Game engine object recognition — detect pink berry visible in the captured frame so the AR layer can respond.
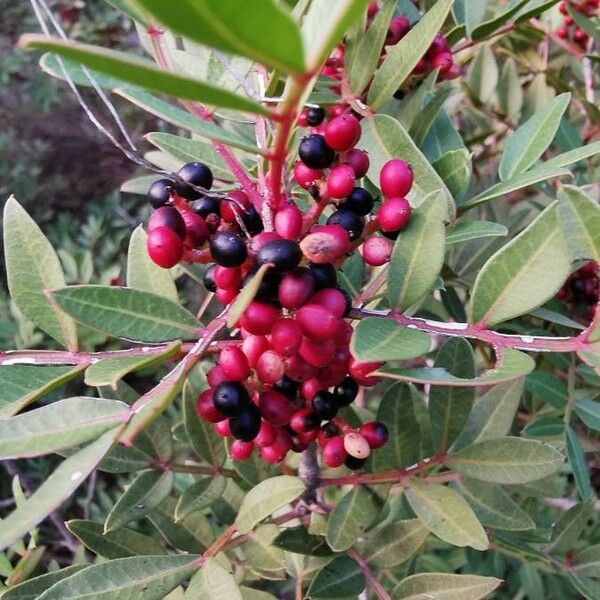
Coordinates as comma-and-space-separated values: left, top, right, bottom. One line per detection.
279, 268, 315, 310
207, 365, 226, 388
240, 302, 280, 335
326, 165, 357, 199
299, 337, 336, 368
310, 288, 348, 318
274, 204, 303, 240
431, 51, 453, 73
380, 159, 414, 198
344, 431, 371, 459
256, 350, 286, 384
255, 420, 277, 448
297, 304, 341, 341
293, 162, 324, 189
363, 236, 393, 266
386, 15, 410, 45
214, 419, 231, 437
324, 114, 362, 152
300, 224, 350, 264
378, 197, 412, 232
231, 439, 254, 460
270, 318, 303, 356
344, 149, 370, 178
258, 390, 294, 426
219, 345, 250, 381
147, 226, 183, 269
322, 436, 347, 468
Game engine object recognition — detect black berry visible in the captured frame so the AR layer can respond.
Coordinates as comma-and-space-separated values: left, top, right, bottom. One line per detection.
309, 262, 337, 290
242, 206, 264, 235
298, 134, 335, 169
326, 210, 364, 241
333, 376, 359, 407
312, 391, 338, 420
257, 240, 302, 272
229, 404, 261, 441
345, 455, 367, 470
307, 106, 326, 126
148, 178, 174, 208
338, 187, 375, 216
194, 195, 221, 218
203, 264, 217, 293
213, 381, 250, 417
176, 162, 213, 200
210, 231, 248, 267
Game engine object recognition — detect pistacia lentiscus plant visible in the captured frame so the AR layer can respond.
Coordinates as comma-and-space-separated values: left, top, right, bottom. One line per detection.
1, 0, 600, 598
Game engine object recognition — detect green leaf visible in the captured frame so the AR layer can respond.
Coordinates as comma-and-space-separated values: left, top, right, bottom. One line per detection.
2, 566, 86, 600
392, 573, 502, 600
462, 164, 571, 209
272, 527, 333, 557
307, 556, 365, 599
105, 469, 174, 532
545, 140, 600, 168
242, 524, 285, 574
378, 349, 534, 387
127, 226, 178, 302
3, 196, 77, 349
432, 149, 472, 198
350, 318, 431, 362
547, 500, 594, 554
0, 397, 128, 459
566, 426, 593, 501
185, 558, 242, 600
132, 0, 304, 75
405, 480, 489, 550
499, 93, 571, 180
363, 519, 429, 568
368, 0, 454, 110
455, 477, 535, 531
470, 0, 539, 40
176, 475, 227, 521
448, 437, 564, 483
525, 372, 568, 409
240, 589, 277, 600
446, 220, 508, 246
52, 286, 200, 343
361, 115, 454, 216
227, 264, 271, 328
467, 45, 498, 103
325, 486, 378, 551
0, 364, 84, 419
558, 185, 600, 263
429, 338, 476, 452
453, 0, 488, 35
498, 57, 523, 121
235, 476, 305, 534
388, 191, 448, 310
347, 0, 395, 95
373, 383, 420, 471
302, 0, 370, 71
468, 203, 571, 326
575, 398, 600, 431
567, 4, 600, 41
183, 367, 226, 466
85, 342, 180, 388
454, 379, 524, 450
67, 519, 165, 558
567, 573, 600, 600
409, 88, 453, 148
338, 251, 364, 298
574, 544, 600, 576
37, 555, 199, 600
20, 35, 268, 115
0, 428, 119, 551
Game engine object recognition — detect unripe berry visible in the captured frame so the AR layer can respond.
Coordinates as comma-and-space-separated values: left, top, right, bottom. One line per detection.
344, 149, 370, 179
255, 420, 277, 448
274, 204, 303, 240
147, 226, 183, 268
431, 51, 453, 73
215, 266, 241, 290
359, 421, 389, 449
213, 381, 250, 417
210, 231, 247, 267
216, 287, 237, 305
298, 134, 336, 169
231, 439, 254, 461
181, 211, 209, 248
344, 431, 371, 459
386, 15, 410, 45
289, 408, 321, 433
426, 33, 450, 59
322, 436, 347, 468
256, 239, 302, 272
363, 236, 393, 266
326, 209, 364, 241
279, 268, 315, 310
380, 159, 414, 197
293, 161, 324, 189
367, 1, 379, 18
557, 25, 569, 38
148, 206, 186, 239
148, 178, 174, 208
413, 58, 428, 75
207, 365, 226, 388
260, 429, 292, 464
378, 197, 412, 232
438, 63, 462, 81
326, 165, 357, 199
349, 357, 383, 387
196, 389, 225, 423
270, 318, 303, 356
258, 390, 294, 426
219, 345, 250, 381
297, 304, 341, 340
312, 390, 338, 420
324, 114, 362, 152
300, 225, 350, 264
256, 349, 286, 384
214, 419, 231, 437
220, 190, 250, 223
229, 404, 262, 441
311, 288, 350, 318
317, 421, 342, 448
285, 353, 319, 382
302, 378, 322, 402
240, 302, 280, 335
300, 337, 336, 368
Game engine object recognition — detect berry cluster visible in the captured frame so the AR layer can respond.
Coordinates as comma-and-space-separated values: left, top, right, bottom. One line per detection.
556, 0, 598, 46
557, 261, 599, 324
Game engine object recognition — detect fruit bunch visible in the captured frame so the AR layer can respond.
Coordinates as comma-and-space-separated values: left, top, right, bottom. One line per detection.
556, 0, 598, 46
557, 261, 599, 324
142, 108, 418, 469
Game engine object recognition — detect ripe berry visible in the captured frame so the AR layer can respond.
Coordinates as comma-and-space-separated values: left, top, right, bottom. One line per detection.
243, 267, 281, 304
431, 51, 453, 73
219, 345, 250, 381
176, 162, 213, 200
274, 204, 303, 240
338, 187, 374, 216
297, 304, 341, 341
290, 408, 321, 433
209, 231, 248, 267
322, 436, 347, 468
298, 134, 336, 169
257, 239, 302, 272
326, 210, 364, 241
386, 15, 410, 45
299, 337, 336, 368
378, 197, 412, 232
273, 375, 300, 399
359, 421, 389, 449
345, 455, 367, 470
309, 262, 337, 290
344, 149, 370, 178
196, 389, 225, 423
380, 159, 413, 197
213, 381, 250, 417
279, 268, 316, 310
259, 390, 294, 426
148, 178, 174, 208
256, 350, 286, 384
333, 376, 359, 407
148, 207, 186, 239
363, 236, 393, 266
312, 391, 338, 420
241, 206, 264, 235
231, 439, 254, 461
240, 302, 280, 335
326, 165, 356, 199
270, 318, 303, 356
293, 162, 324, 189
181, 211, 209, 248
194, 195, 221, 219
147, 226, 183, 268
255, 420, 277, 447
324, 114, 361, 152
229, 404, 262, 441
307, 106, 326, 126
300, 225, 350, 264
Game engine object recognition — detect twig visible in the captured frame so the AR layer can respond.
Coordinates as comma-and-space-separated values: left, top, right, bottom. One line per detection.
82, 469, 96, 520
348, 548, 392, 600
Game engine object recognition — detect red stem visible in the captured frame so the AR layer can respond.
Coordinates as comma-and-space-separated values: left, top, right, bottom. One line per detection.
348, 549, 392, 600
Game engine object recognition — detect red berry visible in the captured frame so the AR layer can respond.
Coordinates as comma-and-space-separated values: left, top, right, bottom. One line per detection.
285, 353, 319, 382
367, 1, 379, 18
363, 236, 393, 266
196, 389, 225, 423
181, 210, 209, 248
290, 407, 320, 433
302, 378, 322, 402
293, 161, 324, 189
274, 204, 303, 240
216, 287, 237, 305
221, 190, 250, 223
147, 226, 183, 269
431, 51, 453, 73
349, 357, 383, 387
240, 302, 280, 335
559, 1, 568, 14
214, 419, 231, 437
426, 33, 450, 58
322, 436, 347, 468
207, 365, 226, 388
299, 337, 336, 368
378, 197, 412, 232
297, 304, 341, 340
219, 345, 250, 381
255, 420, 277, 448
256, 350, 286, 384
438, 63, 462, 81
380, 159, 414, 197
359, 421, 389, 449
574, 28, 589, 43
386, 15, 410, 45
326, 165, 357, 199
270, 318, 303, 356
300, 225, 350, 264
231, 439, 254, 460
297, 109, 309, 127
412, 58, 428, 75
148, 206, 186, 239
310, 288, 349, 318
279, 268, 316, 310
258, 390, 294, 426
324, 114, 362, 152
344, 149, 370, 178
330, 104, 347, 118
215, 266, 241, 290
